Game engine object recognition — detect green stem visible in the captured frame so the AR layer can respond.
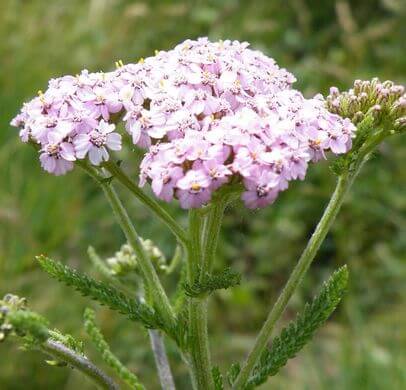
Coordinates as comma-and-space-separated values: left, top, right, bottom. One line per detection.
148, 330, 176, 390
189, 299, 213, 390
187, 209, 214, 390
103, 160, 189, 245
200, 201, 226, 281
166, 245, 183, 275
187, 210, 204, 280
42, 339, 119, 390
233, 168, 362, 389
87, 248, 174, 390
80, 163, 176, 330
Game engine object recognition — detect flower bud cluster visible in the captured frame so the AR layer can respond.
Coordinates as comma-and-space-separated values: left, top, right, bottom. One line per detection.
11, 38, 354, 208
106, 240, 166, 276
326, 78, 405, 131
0, 294, 27, 342
106, 244, 138, 276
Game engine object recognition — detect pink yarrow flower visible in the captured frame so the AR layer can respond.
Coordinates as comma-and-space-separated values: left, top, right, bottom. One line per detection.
39, 131, 75, 175
11, 37, 355, 208
177, 170, 212, 209
74, 120, 122, 165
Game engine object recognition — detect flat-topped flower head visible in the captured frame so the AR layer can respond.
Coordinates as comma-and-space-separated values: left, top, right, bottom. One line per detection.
11, 37, 355, 208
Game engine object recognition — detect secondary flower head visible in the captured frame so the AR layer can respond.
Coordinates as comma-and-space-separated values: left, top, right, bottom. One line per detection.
326, 78, 405, 131
11, 37, 355, 208
325, 78, 405, 176
0, 294, 28, 342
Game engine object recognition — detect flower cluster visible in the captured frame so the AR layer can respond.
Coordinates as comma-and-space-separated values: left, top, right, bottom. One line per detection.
11, 38, 355, 208
0, 294, 27, 342
326, 78, 405, 131
106, 240, 166, 276
10, 70, 124, 175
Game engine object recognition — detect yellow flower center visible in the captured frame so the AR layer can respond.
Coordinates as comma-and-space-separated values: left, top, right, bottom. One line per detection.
191, 183, 201, 191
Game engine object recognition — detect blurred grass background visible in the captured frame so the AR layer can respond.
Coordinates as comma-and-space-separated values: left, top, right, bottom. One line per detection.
0, 0, 405, 389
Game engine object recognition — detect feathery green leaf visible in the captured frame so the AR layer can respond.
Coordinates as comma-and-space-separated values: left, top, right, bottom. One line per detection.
183, 267, 241, 297
227, 363, 241, 387
245, 265, 349, 388
37, 255, 161, 329
212, 366, 224, 390
84, 308, 145, 389
48, 330, 84, 355
87, 246, 114, 280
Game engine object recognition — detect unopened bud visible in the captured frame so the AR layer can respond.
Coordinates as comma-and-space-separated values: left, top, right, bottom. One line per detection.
361, 80, 371, 92
390, 97, 406, 118
382, 80, 394, 89
0, 306, 9, 315
359, 92, 368, 100
371, 104, 382, 120
394, 116, 406, 132
376, 88, 390, 105
140, 238, 167, 271
106, 239, 167, 276
353, 111, 364, 124
1, 294, 27, 309
329, 86, 340, 96
390, 85, 404, 97
106, 244, 137, 276
0, 294, 29, 342
353, 79, 362, 93
331, 98, 340, 108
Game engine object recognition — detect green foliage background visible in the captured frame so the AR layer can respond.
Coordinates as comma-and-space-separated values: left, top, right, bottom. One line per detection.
0, 0, 405, 388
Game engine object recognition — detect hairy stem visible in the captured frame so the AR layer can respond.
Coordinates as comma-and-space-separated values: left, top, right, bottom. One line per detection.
166, 245, 183, 275
200, 200, 226, 281
80, 162, 176, 330
188, 299, 213, 390
233, 167, 362, 389
103, 160, 189, 245
187, 209, 214, 390
187, 210, 203, 279
42, 339, 119, 390
149, 330, 176, 390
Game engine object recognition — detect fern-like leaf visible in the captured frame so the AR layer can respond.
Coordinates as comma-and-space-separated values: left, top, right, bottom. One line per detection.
245, 265, 349, 388
227, 363, 241, 387
87, 246, 114, 280
37, 255, 160, 330
212, 366, 224, 390
184, 267, 241, 297
84, 308, 145, 389
48, 330, 84, 355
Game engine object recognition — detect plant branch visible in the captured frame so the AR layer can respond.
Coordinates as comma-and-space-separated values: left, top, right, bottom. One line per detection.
165, 245, 183, 275
87, 246, 176, 389
103, 160, 189, 245
42, 339, 119, 390
149, 330, 176, 390
84, 308, 145, 389
187, 210, 204, 281
200, 200, 226, 281
187, 209, 214, 390
232, 166, 362, 389
79, 162, 176, 331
